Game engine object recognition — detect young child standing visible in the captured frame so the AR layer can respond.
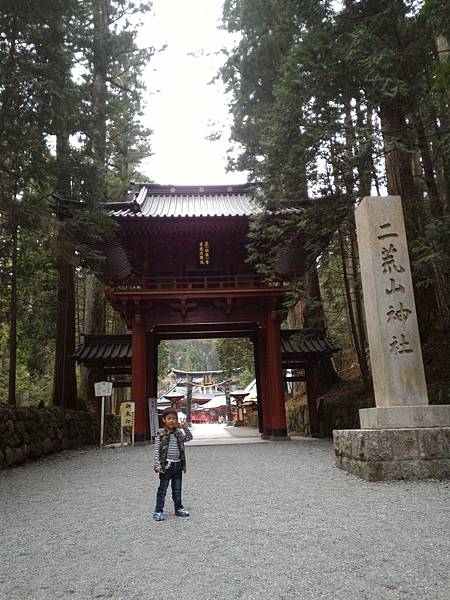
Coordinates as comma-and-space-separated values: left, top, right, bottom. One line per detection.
153, 407, 193, 521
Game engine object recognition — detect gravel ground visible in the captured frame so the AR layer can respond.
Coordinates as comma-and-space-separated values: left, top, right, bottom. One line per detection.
0, 431, 449, 600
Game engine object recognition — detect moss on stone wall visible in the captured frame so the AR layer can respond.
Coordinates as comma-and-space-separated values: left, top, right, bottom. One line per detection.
0, 407, 96, 469
286, 377, 376, 437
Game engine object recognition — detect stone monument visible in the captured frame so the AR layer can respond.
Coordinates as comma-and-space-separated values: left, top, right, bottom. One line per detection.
333, 196, 450, 480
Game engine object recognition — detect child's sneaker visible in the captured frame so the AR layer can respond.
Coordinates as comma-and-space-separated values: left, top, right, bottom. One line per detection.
153, 511, 165, 521
175, 509, 190, 517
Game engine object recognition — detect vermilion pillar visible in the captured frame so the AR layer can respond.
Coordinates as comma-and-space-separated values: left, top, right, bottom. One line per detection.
252, 335, 264, 434
266, 311, 289, 440
132, 314, 148, 443
257, 330, 272, 438
148, 333, 158, 399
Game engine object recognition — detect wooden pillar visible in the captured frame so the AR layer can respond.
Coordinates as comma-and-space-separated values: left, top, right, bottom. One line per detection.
266, 311, 289, 440
305, 363, 320, 436
257, 329, 272, 438
148, 333, 158, 399
252, 335, 263, 434
132, 313, 148, 443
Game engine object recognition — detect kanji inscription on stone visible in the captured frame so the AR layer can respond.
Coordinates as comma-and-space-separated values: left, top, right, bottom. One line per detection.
355, 196, 428, 407
389, 334, 413, 354
386, 303, 412, 323
381, 244, 405, 274
385, 278, 405, 295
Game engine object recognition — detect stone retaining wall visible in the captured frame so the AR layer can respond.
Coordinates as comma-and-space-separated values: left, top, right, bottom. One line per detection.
105, 414, 121, 444
0, 407, 96, 469
286, 404, 310, 436
287, 395, 375, 437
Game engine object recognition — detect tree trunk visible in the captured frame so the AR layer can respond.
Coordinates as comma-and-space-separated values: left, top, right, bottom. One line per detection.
51, 10, 78, 409
286, 300, 304, 329
349, 223, 368, 358
84, 273, 105, 334
338, 228, 370, 388
435, 35, 449, 66
379, 99, 437, 333
52, 126, 78, 409
3, 18, 18, 407
411, 113, 443, 217
7, 222, 17, 407
52, 233, 78, 409
79, 273, 105, 404
435, 35, 450, 210
80, 0, 110, 403
92, 0, 109, 200
285, 302, 305, 398
355, 99, 372, 197
379, 100, 425, 238
302, 268, 340, 395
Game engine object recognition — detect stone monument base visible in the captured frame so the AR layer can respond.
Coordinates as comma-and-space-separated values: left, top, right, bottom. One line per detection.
359, 404, 450, 429
333, 428, 450, 481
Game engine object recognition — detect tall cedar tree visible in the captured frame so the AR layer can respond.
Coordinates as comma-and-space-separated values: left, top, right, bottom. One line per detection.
80, 0, 152, 405
221, 0, 450, 388
0, 0, 152, 407
0, 1, 57, 405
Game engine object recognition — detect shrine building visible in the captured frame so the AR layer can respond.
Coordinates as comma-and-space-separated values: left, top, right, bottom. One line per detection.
75, 183, 340, 442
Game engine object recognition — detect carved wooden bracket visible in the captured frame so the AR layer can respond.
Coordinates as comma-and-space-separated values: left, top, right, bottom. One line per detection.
213, 297, 243, 315
168, 299, 198, 320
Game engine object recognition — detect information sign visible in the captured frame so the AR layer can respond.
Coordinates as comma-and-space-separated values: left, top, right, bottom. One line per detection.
148, 398, 159, 439
94, 381, 113, 448
94, 381, 113, 397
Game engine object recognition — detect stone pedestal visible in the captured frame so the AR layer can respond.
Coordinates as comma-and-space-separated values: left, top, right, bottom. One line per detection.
359, 405, 450, 429
334, 428, 450, 481
333, 196, 450, 481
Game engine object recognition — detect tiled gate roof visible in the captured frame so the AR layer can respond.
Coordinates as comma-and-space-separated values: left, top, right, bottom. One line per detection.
74, 329, 339, 368
281, 329, 340, 355
106, 184, 261, 219
73, 334, 131, 364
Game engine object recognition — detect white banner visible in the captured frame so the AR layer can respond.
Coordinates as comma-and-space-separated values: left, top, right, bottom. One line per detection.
148, 398, 159, 438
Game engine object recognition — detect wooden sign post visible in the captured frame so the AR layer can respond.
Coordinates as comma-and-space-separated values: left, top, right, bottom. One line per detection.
120, 401, 135, 446
94, 381, 113, 448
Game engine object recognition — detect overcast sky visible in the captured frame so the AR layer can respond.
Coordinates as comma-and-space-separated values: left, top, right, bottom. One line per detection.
136, 0, 246, 185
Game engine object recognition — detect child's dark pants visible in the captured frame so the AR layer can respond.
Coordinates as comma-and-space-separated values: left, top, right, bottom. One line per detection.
155, 462, 183, 513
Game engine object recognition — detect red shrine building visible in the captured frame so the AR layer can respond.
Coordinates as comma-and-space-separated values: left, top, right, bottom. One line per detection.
75, 183, 340, 442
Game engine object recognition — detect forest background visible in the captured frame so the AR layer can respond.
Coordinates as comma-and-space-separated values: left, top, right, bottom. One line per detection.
0, 0, 449, 410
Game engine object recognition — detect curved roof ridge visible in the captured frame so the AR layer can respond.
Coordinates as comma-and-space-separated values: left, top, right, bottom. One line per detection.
108, 182, 261, 219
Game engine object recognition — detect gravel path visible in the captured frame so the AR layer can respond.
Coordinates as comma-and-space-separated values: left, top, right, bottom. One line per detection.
1, 429, 449, 600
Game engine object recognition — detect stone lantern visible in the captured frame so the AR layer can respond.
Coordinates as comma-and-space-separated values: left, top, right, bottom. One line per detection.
230, 390, 250, 425
163, 392, 185, 413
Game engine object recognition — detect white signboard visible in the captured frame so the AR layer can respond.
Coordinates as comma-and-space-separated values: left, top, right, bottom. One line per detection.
95, 381, 113, 448
94, 381, 113, 397
148, 398, 159, 439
